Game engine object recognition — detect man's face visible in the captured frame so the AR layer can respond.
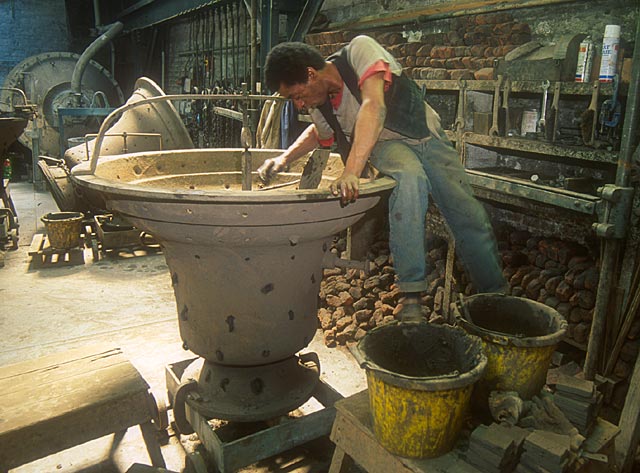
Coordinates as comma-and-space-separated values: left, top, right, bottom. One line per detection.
278, 67, 327, 111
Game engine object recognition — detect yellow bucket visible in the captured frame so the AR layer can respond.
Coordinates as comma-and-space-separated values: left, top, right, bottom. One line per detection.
41, 212, 84, 249
454, 294, 567, 404
352, 322, 486, 458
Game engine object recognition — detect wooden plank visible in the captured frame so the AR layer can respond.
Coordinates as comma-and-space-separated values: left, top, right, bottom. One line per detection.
0, 360, 150, 431
0, 346, 153, 471
615, 347, 640, 473
336, 0, 576, 30
28, 233, 44, 256
328, 446, 355, 473
0, 345, 122, 383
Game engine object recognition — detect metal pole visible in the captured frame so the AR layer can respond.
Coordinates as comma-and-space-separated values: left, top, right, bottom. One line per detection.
584, 240, 617, 379
250, 0, 257, 93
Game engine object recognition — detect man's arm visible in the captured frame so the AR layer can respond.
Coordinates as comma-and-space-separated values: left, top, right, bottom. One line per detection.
331, 70, 387, 203
281, 123, 321, 165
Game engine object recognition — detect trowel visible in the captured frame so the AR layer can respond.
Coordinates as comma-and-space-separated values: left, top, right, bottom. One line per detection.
299, 149, 330, 189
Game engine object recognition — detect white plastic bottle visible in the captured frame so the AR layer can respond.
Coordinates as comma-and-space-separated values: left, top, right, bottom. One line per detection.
599, 25, 621, 83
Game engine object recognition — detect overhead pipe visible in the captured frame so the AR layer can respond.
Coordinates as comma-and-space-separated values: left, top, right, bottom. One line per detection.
71, 21, 124, 105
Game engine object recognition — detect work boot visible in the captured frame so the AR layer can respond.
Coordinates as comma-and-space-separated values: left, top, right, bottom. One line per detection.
398, 303, 425, 323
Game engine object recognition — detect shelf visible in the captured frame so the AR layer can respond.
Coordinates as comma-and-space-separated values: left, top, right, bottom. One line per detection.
415, 79, 620, 96
454, 132, 617, 164
466, 169, 599, 215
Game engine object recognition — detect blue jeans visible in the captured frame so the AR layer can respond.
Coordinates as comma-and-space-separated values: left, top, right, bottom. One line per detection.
369, 135, 507, 294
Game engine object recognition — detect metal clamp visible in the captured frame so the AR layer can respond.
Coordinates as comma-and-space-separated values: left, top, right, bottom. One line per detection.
593, 184, 634, 239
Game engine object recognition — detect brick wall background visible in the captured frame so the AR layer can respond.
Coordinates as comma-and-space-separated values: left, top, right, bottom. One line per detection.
0, 0, 69, 86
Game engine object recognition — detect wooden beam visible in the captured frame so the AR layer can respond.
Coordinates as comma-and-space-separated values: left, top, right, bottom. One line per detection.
615, 348, 640, 472
334, 0, 579, 30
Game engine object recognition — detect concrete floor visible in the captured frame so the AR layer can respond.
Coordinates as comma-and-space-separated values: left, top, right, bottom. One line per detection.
1, 181, 367, 473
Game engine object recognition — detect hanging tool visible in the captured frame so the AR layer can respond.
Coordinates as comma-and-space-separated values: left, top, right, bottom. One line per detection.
537, 79, 550, 134
453, 78, 467, 133
599, 73, 622, 133
546, 82, 561, 142
499, 77, 511, 136
581, 80, 599, 146
488, 75, 504, 136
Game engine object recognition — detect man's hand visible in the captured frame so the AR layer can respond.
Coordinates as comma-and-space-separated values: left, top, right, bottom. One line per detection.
257, 155, 287, 182
330, 172, 360, 206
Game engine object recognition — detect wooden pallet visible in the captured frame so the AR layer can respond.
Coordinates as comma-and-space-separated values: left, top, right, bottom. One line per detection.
28, 233, 85, 268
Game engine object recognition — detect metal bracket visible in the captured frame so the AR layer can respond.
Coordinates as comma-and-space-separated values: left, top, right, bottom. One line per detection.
593, 184, 634, 239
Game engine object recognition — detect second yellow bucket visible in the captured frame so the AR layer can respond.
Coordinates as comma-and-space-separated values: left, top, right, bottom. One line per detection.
351, 322, 486, 458
454, 293, 567, 403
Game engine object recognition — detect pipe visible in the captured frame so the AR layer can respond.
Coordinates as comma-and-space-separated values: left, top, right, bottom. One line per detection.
92, 0, 101, 28
71, 21, 124, 104
250, 0, 257, 93
615, 17, 640, 187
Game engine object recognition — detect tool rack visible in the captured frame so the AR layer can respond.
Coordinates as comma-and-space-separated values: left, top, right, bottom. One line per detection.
415, 71, 640, 400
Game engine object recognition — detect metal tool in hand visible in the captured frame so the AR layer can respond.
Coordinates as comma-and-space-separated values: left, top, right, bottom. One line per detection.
299, 149, 330, 190
537, 80, 551, 132
453, 79, 467, 133
489, 75, 504, 136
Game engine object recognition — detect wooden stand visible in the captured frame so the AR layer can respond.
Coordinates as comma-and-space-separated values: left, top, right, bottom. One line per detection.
329, 390, 479, 473
0, 345, 165, 472
28, 233, 85, 268
329, 390, 620, 473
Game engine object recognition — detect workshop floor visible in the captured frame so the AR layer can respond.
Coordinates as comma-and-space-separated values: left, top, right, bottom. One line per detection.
0, 181, 367, 473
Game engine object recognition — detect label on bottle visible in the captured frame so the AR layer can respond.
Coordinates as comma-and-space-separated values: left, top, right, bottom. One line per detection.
575, 39, 593, 82
599, 25, 621, 83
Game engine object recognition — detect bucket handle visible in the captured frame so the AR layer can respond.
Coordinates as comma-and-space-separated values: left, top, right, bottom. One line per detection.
299, 351, 321, 373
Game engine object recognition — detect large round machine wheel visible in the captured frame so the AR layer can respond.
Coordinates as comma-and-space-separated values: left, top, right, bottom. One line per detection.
1, 52, 124, 158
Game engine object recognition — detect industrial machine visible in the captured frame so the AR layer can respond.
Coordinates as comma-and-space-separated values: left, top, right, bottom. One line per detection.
1, 23, 125, 160
69, 83, 395, 471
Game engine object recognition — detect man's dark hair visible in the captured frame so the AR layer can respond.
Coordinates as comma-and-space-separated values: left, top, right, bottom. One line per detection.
264, 42, 326, 92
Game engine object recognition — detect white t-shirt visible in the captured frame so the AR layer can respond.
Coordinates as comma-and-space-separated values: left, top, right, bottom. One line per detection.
309, 35, 440, 146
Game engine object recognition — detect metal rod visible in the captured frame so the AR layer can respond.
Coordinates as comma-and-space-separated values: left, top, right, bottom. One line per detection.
242, 149, 252, 190
250, 0, 257, 93
257, 179, 301, 191
218, 6, 223, 84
